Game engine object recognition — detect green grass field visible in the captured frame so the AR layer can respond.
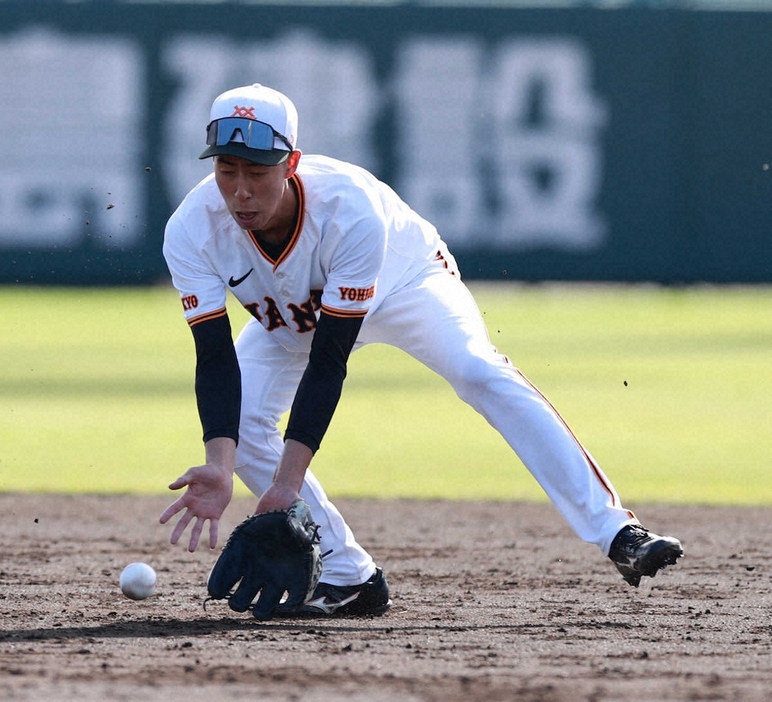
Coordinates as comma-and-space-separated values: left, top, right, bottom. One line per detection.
1, 283, 770, 505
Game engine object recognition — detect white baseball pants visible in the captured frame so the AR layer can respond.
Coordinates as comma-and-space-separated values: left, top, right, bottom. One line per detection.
234, 261, 636, 586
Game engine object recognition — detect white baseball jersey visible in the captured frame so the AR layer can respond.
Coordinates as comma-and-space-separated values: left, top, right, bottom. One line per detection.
163, 154, 446, 352
163, 152, 638, 587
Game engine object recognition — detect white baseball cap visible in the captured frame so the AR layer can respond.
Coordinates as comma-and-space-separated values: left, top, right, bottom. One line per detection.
199, 84, 299, 165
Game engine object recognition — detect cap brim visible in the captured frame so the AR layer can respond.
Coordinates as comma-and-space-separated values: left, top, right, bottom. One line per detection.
199, 142, 290, 165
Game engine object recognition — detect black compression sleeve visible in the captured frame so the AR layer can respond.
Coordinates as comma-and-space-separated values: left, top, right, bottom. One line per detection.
191, 314, 241, 444
284, 312, 364, 452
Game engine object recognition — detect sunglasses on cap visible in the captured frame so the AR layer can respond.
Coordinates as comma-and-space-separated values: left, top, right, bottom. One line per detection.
205, 117, 293, 152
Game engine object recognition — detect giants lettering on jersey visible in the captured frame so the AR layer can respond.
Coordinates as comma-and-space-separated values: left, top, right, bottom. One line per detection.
244, 289, 323, 333
338, 285, 375, 302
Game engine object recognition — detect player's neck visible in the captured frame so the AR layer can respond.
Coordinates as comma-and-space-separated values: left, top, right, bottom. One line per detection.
251, 178, 299, 254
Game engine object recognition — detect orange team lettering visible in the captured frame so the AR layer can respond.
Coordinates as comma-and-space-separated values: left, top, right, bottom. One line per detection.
181, 294, 198, 311
338, 285, 375, 302
242, 290, 323, 334
244, 302, 263, 323
287, 300, 318, 333
262, 296, 288, 331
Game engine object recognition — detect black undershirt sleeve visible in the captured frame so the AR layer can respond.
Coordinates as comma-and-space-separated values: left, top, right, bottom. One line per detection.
191, 314, 241, 444
284, 311, 364, 453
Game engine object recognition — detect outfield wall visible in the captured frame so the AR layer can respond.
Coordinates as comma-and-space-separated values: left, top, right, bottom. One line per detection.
1, 3, 770, 284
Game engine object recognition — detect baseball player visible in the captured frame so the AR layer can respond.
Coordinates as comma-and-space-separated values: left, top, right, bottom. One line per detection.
160, 83, 683, 617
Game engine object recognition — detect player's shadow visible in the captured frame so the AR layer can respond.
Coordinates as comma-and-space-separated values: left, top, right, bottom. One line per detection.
0, 616, 541, 643
0, 617, 256, 643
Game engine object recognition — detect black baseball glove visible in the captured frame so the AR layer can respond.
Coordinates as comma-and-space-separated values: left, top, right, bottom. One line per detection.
207, 499, 323, 620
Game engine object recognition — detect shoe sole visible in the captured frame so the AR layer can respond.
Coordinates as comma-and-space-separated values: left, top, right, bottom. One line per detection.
276, 599, 392, 618
639, 541, 684, 576
619, 541, 684, 586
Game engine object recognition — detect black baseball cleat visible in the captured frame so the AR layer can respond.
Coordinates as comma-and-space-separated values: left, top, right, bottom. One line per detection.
279, 567, 391, 617
608, 524, 684, 587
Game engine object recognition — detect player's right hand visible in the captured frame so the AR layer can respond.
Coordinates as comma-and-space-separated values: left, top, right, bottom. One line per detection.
159, 463, 234, 552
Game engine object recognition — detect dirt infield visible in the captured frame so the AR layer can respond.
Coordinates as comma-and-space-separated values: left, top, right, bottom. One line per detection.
1, 494, 770, 702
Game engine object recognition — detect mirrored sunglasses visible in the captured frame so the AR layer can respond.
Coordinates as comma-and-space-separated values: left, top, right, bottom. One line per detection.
206, 117, 293, 151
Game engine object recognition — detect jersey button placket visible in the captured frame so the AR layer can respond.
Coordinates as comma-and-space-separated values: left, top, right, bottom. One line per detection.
275, 270, 289, 297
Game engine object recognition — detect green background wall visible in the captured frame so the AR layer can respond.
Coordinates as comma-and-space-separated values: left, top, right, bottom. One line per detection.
1, 3, 770, 284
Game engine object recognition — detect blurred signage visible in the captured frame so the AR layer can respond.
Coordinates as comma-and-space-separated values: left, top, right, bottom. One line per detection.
0, 28, 144, 249
162, 32, 608, 253
0, 4, 769, 283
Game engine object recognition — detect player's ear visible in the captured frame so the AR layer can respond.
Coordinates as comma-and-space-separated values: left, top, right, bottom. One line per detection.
284, 150, 302, 179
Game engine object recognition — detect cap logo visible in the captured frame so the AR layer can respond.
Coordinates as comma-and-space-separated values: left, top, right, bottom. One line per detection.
231, 105, 256, 119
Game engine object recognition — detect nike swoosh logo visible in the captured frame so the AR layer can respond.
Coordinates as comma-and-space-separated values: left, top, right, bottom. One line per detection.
228, 268, 254, 287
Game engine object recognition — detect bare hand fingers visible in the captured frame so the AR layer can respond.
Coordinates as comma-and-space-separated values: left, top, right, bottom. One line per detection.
187, 517, 204, 553
208, 519, 219, 550
167, 474, 191, 491
159, 497, 186, 525
170, 510, 193, 545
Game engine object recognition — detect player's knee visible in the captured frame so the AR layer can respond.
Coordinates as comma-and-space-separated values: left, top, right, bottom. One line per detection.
450, 352, 506, 400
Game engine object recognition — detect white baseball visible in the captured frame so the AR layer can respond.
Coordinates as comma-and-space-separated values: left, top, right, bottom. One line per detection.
119, 562, 157, 600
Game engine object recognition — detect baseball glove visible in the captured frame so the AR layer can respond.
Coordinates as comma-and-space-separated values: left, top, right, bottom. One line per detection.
207, 499, 323, 620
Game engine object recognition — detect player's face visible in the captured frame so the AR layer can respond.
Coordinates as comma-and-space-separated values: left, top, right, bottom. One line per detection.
214, 153, 299, 232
